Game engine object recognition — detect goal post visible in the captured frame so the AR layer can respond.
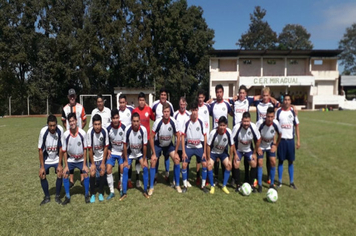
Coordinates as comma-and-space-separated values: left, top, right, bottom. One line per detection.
79, 94, 113, 115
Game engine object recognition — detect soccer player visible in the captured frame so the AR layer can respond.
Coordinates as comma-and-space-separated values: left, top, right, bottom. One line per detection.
149, 103, 182, 195
256, 107, 282, 192
106, 109, 126, 199
230, 85, 255, 127
62, 88, 87, 187
89, 94, 111, 128
174, 97, 191, 186
206, 116, 234, 194
181, 102, 208, 193
38, 115, 64, 205
120, 113, 150, 200
275, 94, 300, 189
132, 92, 155, 188
61, 113, 90, 205
232, 112, 261, 192
87, 114, 109, 202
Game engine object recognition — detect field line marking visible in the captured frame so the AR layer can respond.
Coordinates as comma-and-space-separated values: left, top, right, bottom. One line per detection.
307, 119, 356, 127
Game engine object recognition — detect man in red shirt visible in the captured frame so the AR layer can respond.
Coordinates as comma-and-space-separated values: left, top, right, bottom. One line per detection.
132, 92, 155, 187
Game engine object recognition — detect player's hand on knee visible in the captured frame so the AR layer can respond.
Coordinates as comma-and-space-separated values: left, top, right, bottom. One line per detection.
56, 165, 63, 174
39, 168, 46, 179
83, 165, 89, 174
100, 163, 105, 172
90, 164, 96, 172
257, 148, 263, 156
63, 167, 69, 178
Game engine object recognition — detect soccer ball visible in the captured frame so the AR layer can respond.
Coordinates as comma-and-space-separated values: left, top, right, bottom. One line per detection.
240, 182, 252, 196
266, 188, 278, 203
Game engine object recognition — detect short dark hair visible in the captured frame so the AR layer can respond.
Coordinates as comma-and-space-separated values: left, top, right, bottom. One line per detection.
47, 115, 57, 124
218, 116, 228, 125
68, 112, 77, 121
159, 87, 168, 95
92, 114, 102, 123
190, 101, 198, 110
215, 84, 224, 92
284, 93, 291, 100
267, 107, 275, 114
138, 92, 145, 99
239, 85, 247, 93
111, 109, 119, 118
242, 112, 251, 119
162, 102, 171, 111
198, 90, 206, 96
97, 94, 103, 101
119, 94, 126, 100
132, 112, 140, 120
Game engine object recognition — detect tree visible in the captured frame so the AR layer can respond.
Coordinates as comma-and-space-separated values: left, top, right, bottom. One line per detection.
237, 6, 277, 50
339, 23, 356, 75
278, 24, 313, 50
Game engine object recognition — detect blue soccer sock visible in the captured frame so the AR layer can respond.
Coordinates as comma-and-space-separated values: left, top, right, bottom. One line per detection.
84, 176, 89, 196
174, 164, 180, 186
208, 170, 214, 187
165, 157, 170, 173
182, 168, 188, 187
122, 167, 129, 194
270, 167, 276, 185
55, 178, 62, 196
143, 167, 148, 192
40, 178, 50, 197
63, 178, 70, 198
278, 161, 284, 183
288, 163, 294, 184
223, 169, 230, 187
202, 167, 207, 181
150, 167, 155, 189
257, 166, 263, 186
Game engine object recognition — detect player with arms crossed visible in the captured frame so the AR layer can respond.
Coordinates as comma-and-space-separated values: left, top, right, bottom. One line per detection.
120, 113, 150, 200
256, 107, 282, 192
275, 94, 300, 189
38, 115, 64, 205
87, 114, 109, 202
149, 103, 182, 195
61, 113, 90, 205
206, 116, 234, 194
232, 112, 261, 193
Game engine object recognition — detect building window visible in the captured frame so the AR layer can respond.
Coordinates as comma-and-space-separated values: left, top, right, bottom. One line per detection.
229, 84, 234, 97
314, 60, 323, 65
267, 60, 276, 65
243, 60, 252, 64
289, 60, 298, 65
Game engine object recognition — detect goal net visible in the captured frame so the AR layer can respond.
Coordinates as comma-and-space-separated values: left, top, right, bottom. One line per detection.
79, 94, 113, 115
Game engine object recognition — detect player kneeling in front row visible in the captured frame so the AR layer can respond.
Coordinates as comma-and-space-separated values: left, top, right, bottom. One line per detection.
120, 113, 149, 200
38, 115, 64, 205
181, 102, 208, 193
256, 107, 282, 192
87, 114, 109, 202
62, 113, 90, 205
232, 112, 261, 193
207, 116, 235, 194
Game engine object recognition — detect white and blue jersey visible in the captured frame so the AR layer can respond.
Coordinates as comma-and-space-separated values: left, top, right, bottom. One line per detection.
87, 127, 109, 162
254, 99, 279, 122
62, 128, 87, 163
106, 122, 126, 156
152, 117, 178, 147
119, 106, 133, 127
151, 100, 174, 120
124, 125, 148, 159
275, 108, 299, 139
230, 96, 254, 126
232, 122, 260, 153
183, 118, 206, 149
256, 119, 282, 150
198, 103, 211, 134
174, 110, 190, 150
210, 100, 232, 129
207, 128, 234, 154
38, 125, 64, 165
89, 107, 111, 128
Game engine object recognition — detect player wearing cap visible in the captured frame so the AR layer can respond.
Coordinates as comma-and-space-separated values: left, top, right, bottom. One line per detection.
87, 114, 109, 203
61, 113, 90, 205
89, 94, 111, 128
275, 94, 300, 189
38, 115, 64, 205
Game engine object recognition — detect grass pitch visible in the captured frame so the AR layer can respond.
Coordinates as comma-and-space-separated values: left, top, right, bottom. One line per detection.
0, 110, 355, 235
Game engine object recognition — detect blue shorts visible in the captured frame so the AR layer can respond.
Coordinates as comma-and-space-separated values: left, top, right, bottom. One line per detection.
67, 162, 87, 174
236, 150, 253, 162
185, 148, 204, 163
106, 154, 124, 167
41, 163, 58, 175
210, 152, 229, 162
127, 156, 143, 166
155, 144, 175, 159
277, 139, 295, 161
257, 149, 276, 159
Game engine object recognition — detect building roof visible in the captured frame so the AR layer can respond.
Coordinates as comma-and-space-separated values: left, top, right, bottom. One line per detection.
209, 49, 343, 58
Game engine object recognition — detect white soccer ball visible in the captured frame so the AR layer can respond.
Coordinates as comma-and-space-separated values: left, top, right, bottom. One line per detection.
240, 182, 252, 196
266, 188, 278, 203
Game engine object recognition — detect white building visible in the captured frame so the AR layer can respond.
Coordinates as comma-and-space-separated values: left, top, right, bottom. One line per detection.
209, 50, 343, 110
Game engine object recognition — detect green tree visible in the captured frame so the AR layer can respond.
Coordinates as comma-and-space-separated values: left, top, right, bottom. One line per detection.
278, 24, 313, 50
338, 23, 356, 75
237, 6, 277, 50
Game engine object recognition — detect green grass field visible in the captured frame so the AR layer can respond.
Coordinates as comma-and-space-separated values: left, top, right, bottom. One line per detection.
1, 111, 356, 235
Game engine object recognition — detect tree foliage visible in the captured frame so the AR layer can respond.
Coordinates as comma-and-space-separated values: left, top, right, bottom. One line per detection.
338, 23, 356, 75
278, 24, 313, 50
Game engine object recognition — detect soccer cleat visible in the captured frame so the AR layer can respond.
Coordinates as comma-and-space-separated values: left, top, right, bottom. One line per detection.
127, 180, 133, 189
196, 177, 201, 186
222, 186, 230, 194
148, 188, 154, 196
182, 187, 188, 193
61, 197, 70, 205
85, 195, 90, 203
55, 195, 62, 205
40, 196, 50, 206
119, 194, 127, 201
266, 179, 271, 185
277, 182, 282, 188
257, 185, 262, 193
251, 187, 257, 193
69, 181, 74, 189
205, 181, 209, 187
210, 186, 215, 194
235, 185, 241, 193
136, 180, 141, 188
106, 193, 115, 200
90, 195, 96, 203
143, 191, 150, 199
117, 181, 121, 190
290, 183, 297, 189
201, 187, 209, 193
214, 178, 218, 186
253, 179, 258, 188
269, 185, 277, 191
187, 181, 192, 188
98, 194, 104, 202
175, 186, 182, 193
231, 178, 236, 188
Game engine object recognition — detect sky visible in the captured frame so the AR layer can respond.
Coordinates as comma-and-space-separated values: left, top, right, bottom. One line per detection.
187, 0, 356, 50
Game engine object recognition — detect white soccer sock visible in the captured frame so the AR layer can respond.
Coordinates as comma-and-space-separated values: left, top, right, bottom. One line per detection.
166, 171, 169, 177
201, 180, 206, 188
183, 180, 187, 188
136, 163, 141, 174
107, 173, 114, 193
120, 174, 123, 190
